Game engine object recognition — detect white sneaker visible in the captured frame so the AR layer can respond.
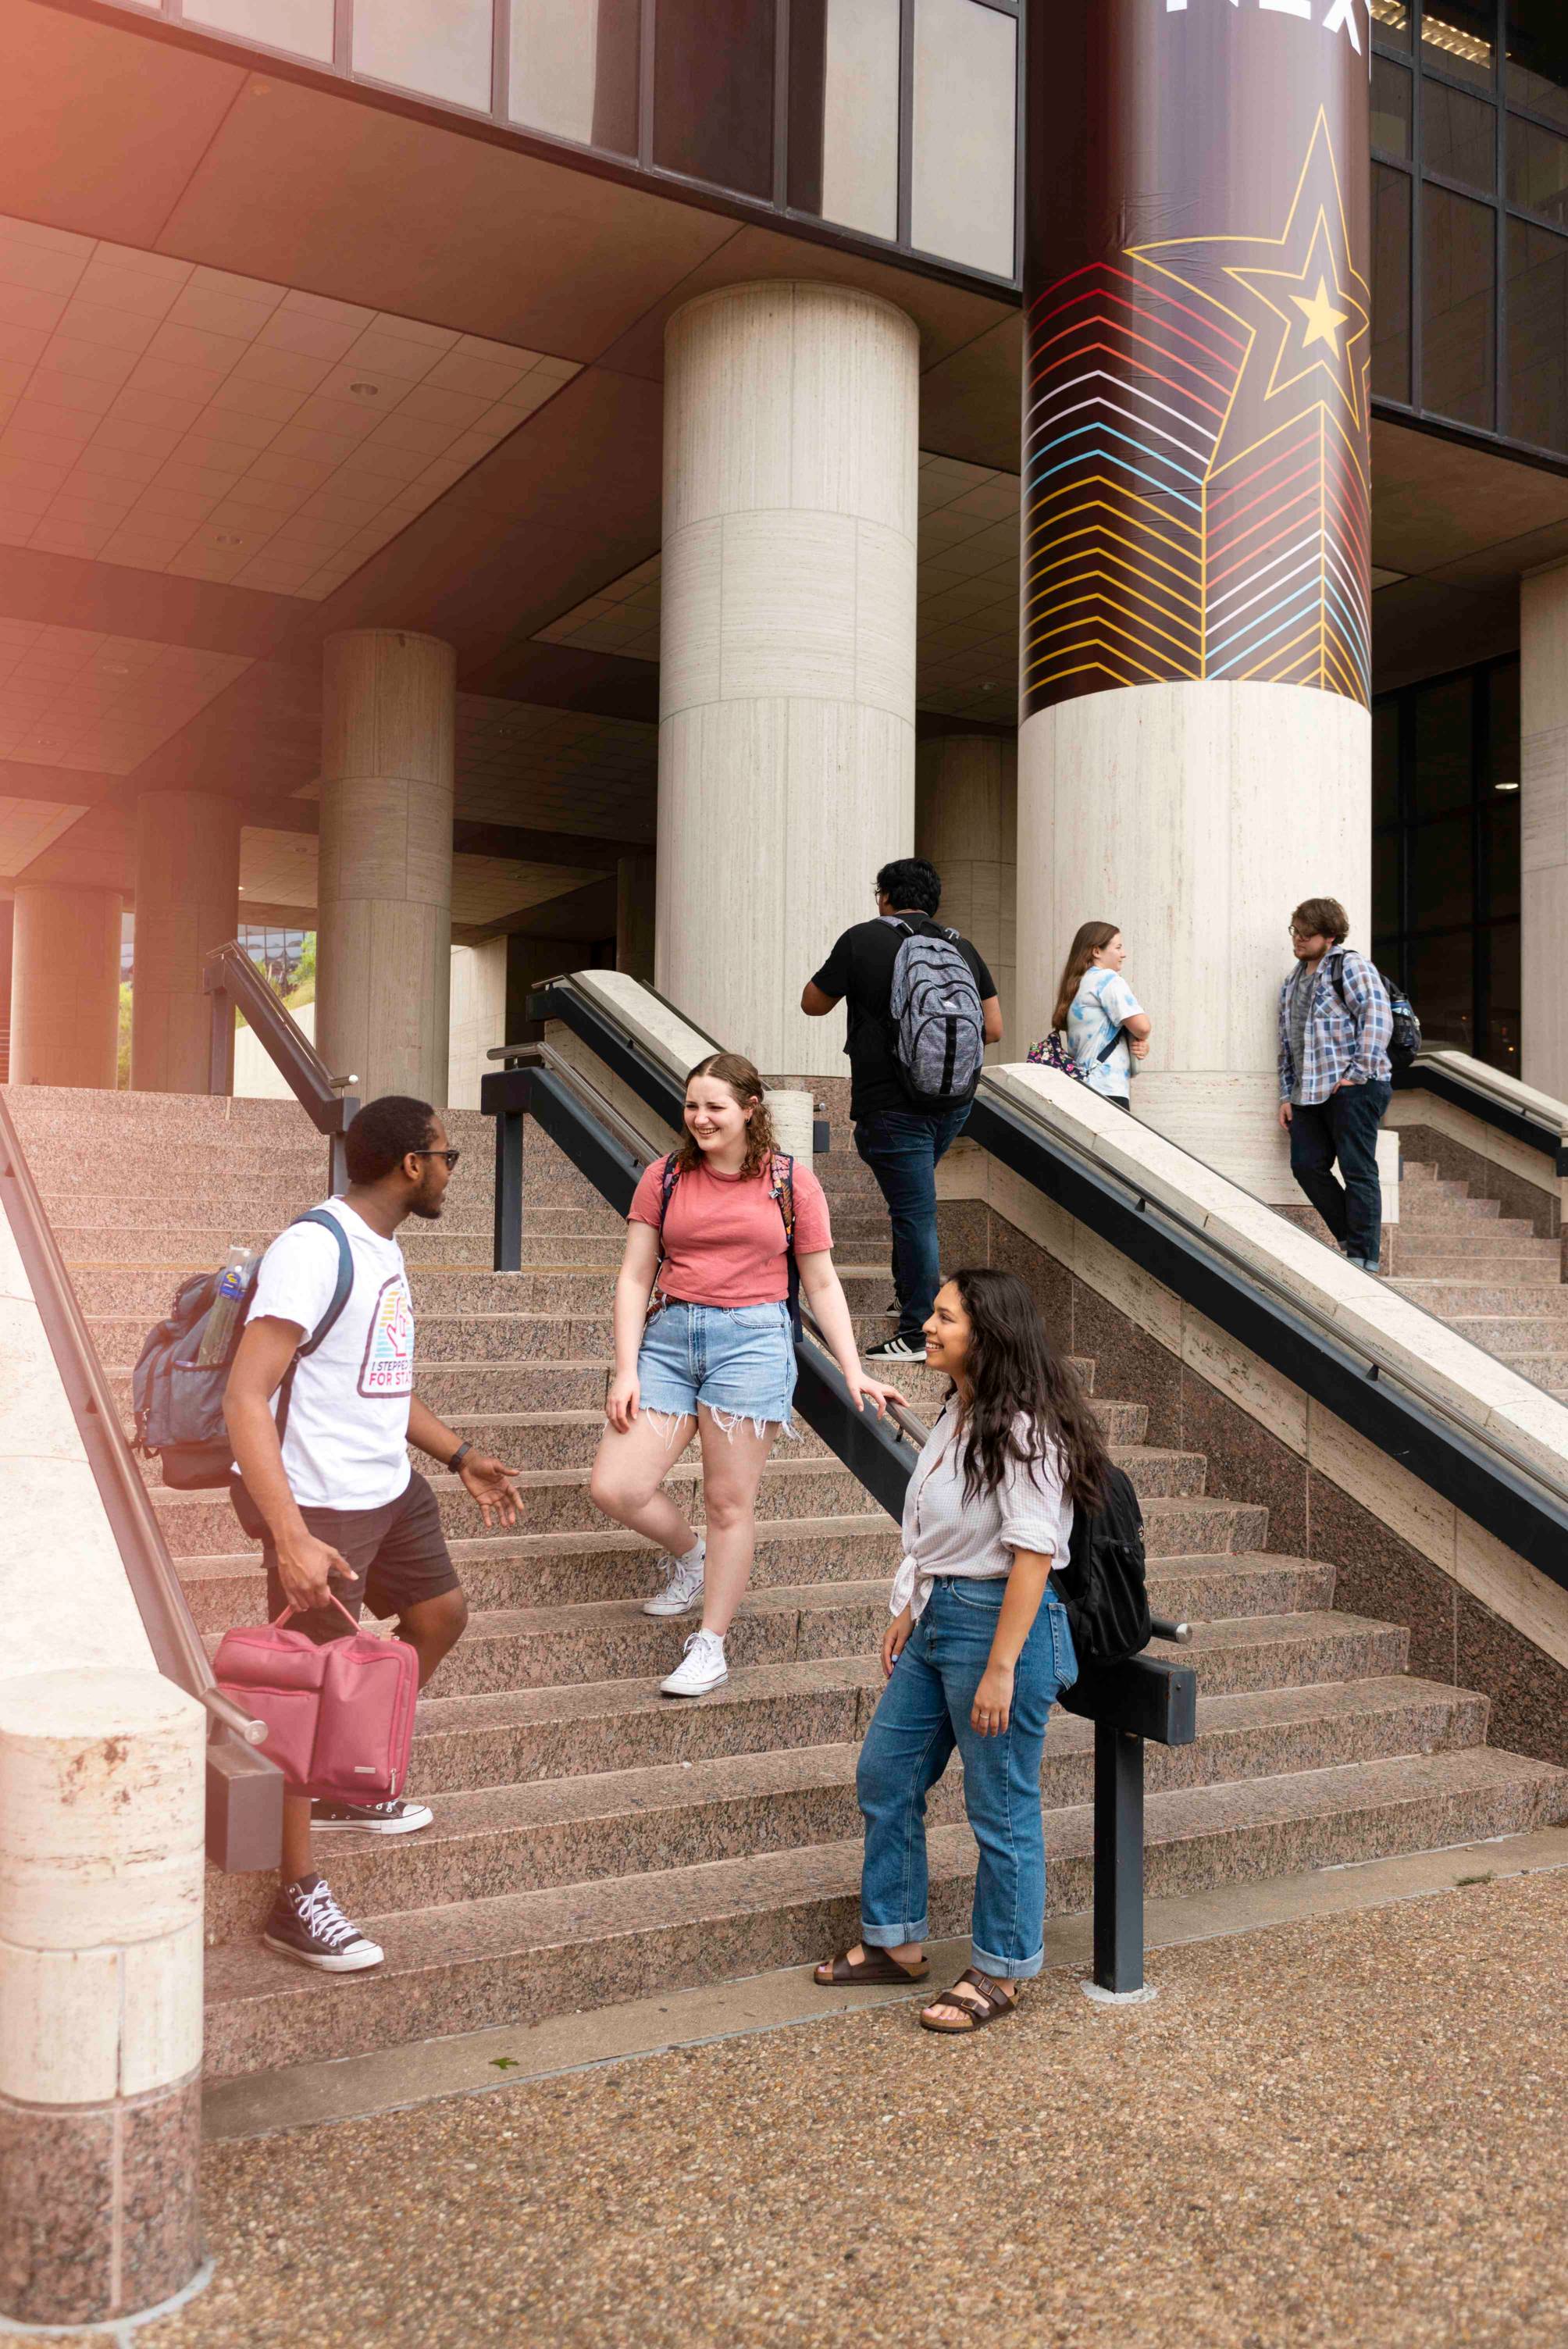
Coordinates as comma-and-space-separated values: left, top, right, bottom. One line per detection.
660, 1627, 728, 1698
642, 1539, 706, 1616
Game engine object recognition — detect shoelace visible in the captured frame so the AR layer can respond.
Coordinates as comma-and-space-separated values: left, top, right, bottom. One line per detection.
681, 1629, 722, 1659
294, 1880, 360, 1950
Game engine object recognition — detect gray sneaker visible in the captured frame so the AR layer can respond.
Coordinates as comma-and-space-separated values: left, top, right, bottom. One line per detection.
643, 1539, 706, 1617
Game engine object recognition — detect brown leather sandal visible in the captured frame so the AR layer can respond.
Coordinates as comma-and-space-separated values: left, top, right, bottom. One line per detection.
918, 1967, 1020, 2034
813, 1945, 929, 1987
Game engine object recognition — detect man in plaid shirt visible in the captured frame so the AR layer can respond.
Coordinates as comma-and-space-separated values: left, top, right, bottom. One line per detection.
1277, 896, 1394, 1273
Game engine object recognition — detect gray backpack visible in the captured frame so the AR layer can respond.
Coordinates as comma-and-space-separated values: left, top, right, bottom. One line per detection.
888, 921, 986, 1110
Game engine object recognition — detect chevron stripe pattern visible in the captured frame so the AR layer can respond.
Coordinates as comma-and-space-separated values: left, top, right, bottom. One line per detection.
1022, 253, 1371, 718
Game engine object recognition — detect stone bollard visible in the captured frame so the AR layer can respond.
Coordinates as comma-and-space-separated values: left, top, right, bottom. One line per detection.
764, 1088, 814, 1163
0, 1668, 207, 2331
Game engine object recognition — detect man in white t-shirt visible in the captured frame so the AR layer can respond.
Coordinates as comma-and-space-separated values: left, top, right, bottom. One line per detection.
225, 1095, 520, 1976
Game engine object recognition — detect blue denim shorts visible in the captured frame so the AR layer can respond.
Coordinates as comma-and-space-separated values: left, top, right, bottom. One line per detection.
636, 1299, 797, 1436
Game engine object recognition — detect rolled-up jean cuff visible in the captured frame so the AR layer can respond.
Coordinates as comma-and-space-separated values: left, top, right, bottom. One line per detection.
971, 1938, 1045, 1981
861, 1916, 929, 1949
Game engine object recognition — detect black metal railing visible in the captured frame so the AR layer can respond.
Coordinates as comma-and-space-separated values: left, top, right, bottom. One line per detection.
204, 940, 359, 1191
0, 1089, 281, 1873
484, 993, 1200, 1997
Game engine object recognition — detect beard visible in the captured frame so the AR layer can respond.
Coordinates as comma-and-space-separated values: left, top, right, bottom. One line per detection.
409, 1188, 446, 1221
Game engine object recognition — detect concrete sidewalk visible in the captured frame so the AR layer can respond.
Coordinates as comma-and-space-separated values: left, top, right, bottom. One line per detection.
131, 1865, 1568, 2348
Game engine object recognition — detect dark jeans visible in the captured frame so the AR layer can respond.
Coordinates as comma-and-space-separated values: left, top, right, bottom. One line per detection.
1288, 1080, 1392, 1266
853, 1103, 971, 1342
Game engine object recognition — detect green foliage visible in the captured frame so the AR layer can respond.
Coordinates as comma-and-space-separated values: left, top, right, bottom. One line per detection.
116, 982, 132, 1089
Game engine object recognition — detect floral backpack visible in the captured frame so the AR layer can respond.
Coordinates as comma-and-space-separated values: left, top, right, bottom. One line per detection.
1028, 1031, 1092, 1082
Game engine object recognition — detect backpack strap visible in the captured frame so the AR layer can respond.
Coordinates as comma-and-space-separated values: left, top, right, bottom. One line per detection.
769, 1153, 803, 1339
657, 1151, 680, 1228
274, 1207, 357, 1443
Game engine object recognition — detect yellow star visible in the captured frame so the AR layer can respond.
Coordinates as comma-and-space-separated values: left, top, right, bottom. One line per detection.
1292, 276, 1350, 356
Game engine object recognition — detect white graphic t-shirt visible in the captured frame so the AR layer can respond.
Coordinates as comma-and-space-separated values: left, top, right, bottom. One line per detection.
240, 1198, 415, 1511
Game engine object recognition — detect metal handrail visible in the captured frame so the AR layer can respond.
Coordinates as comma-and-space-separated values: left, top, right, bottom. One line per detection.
203, 939, 359, 1189
0, 1089, 266, 1748
1395, 1046, 1568, 1173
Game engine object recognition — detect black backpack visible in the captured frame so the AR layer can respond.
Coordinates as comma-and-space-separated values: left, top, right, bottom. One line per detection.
654, 1151, 803, 1338
1330, 952, 1421, 1074
131, 1209, 354, 1489
1049, 1463, 1152, 1666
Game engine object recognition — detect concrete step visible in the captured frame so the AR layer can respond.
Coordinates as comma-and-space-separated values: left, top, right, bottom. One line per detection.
206, 1591, 1396, 1702
1385, 1282, 1568, 1317
201, 1744, 1565, 2076
106, 1357, 620, 1425
52, 1223, 627, 1267
201, 1674, 1489, 1946
1446, 1317, 1568, 1355
67, 1262, 896, 1320
1384, 1250, 1563, 1285
1397, 1199, 1523, 1231
155, 1444, 1219, 1557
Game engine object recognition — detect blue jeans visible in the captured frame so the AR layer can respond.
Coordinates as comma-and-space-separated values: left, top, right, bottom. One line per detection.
636, 1299, 796, 1435
1288, 1078, 1392, 1267
853, 1104, 971, 1343
856, 1577, 1077, 1979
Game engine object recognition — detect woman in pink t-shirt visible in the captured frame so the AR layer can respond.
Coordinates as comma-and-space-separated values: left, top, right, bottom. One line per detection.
589, 1051, 907, 1698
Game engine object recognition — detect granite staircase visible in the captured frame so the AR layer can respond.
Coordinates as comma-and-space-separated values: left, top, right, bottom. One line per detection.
9, 1084, 1564, 2087
1384, 1158, 1568, 1403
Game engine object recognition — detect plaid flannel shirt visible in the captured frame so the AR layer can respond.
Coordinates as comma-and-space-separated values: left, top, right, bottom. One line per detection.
1278, 949, 1392, 1104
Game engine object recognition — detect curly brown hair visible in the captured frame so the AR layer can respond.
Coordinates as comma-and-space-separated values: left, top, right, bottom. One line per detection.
672, 1052, 781, 1180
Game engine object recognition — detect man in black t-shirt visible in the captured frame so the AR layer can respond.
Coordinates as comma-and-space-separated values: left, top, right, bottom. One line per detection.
803, 857, 1002, 1363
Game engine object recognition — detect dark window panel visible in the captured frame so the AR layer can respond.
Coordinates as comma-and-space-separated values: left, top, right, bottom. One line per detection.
1409, 815, 1476, 932
1371, 164, 1413, 402
508, 0, 641, 155
1506, 216, 1568, 451
1421, 0, 1498, 91
1421, 183, 1497, 427
1486, 654, 1522, 788
653, 0, 776, 198
1411, 672, 1474, 815
1481, 919, 1521, 1074
1507, 114, 1568, 224
1484, 798, 1522, 919
1407, 929, 1476, 1051
1373, 832, 1401, 937
1423, 75, 1497, 192
1374, 697, 1402, 825
1507, 0, 1568, 131
1373, 56, 1413, 157
1373, 0, 1413, 55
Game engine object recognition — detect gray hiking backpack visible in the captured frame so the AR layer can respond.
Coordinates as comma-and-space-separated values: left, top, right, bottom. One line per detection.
888, 921, 986, 1110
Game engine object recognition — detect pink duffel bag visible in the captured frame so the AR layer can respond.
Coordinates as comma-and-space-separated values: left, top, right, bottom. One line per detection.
215, 1596, 419, 1802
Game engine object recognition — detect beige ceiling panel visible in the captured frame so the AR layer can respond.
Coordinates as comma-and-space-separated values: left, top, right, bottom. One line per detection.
0, 617, 250, 774
240, 825, 317, 909
0, 793, 89, 878
451, 854, 604, 926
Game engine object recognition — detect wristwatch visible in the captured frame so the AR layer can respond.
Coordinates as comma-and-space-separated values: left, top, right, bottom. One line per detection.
448, 1440, 472, 1474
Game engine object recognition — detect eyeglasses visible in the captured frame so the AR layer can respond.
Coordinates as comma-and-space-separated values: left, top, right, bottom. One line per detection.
412, 1148, 461, 1169
1288, 928, 1324, 943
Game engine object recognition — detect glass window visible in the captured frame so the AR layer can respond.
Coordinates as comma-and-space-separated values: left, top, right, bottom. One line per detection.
510, 0, 640, 156
1507, 115, 1568, 223
1412, 673, 1474, 814
910, 0, 1017, 276
1486, 654, 1521, 788
1506, 0, 1568, 130
789, 0, 900, 241
353, 0, 494, 113
1407, 929, 1475, 1049
185, 0, 333, 60
1373, 57, 1413, 157
1374, 696, 1402, 825
1373, 0, 1413, 55
1373, 834, 1401, 938
654, 0, 776, 197
1423, 76, 1496, 191
1506, 216, 1568, 450
1421, 183, 1497, 427
1481, 921, 1521, 1069
1484, 799, 1521, 918
1410, 817, 1474, 932
1421, 0, 1497, 90
1371, 164, 1413, 401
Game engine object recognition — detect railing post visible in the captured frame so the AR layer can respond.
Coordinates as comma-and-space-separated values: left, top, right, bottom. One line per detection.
328, 1096, 358, 1197
481, 1065, 529, 1272
206, 971, 230, 1097
1085, 1724, 1156, 2003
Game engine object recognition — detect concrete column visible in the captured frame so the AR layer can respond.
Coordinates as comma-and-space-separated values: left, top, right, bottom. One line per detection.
0, 1668, 205, 2329
1017, 0, 1371, 1193
1521, 559, 1568, 1101
130, 791, 241, 1096
917, 735, 1016, 1061
657, 280, 919, 1075
9, 883, 122, 1089
317, 629, 455, 1105
617, 852, 657, 986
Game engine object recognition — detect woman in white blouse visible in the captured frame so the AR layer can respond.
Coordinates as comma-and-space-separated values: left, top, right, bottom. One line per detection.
814, 1266, 1109, 2032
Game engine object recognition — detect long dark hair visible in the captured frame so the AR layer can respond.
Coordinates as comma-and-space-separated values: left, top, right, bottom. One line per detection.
943, 1267, 1110, 1511
1052, 920, 1121, 1033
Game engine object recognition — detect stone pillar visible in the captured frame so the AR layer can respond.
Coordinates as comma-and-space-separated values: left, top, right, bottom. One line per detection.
1521, 559, 1568, 1101
657, 280, 919, 1075
317, 629, 455, 1106
917, 735, 1016, 1060
1017, 0, 1371, 1193
9, 883, 122, 1089
0, 1668, 206, 2329
130, 791, 242, 1096
617, 852, 657, 986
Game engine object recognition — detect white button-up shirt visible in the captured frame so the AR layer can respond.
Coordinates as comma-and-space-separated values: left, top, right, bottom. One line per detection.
890, 1395, 1075, 1622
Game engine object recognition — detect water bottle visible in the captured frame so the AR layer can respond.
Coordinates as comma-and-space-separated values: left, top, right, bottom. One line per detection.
194, 1244, 257, 1366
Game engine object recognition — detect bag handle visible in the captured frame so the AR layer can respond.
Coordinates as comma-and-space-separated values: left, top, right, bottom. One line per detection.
270, 1592, 362, 1631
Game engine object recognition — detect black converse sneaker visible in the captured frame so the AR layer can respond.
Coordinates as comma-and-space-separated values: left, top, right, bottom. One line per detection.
262, 1875, 384, 1972
311, 1796, 434, 1834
